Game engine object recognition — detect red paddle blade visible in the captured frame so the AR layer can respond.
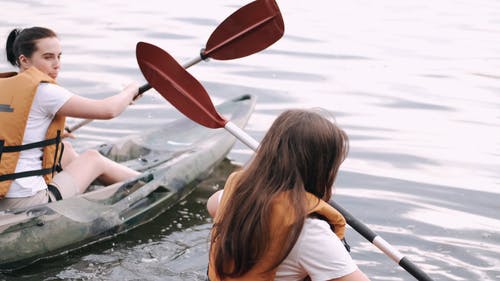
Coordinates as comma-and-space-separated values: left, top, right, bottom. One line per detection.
204, 0, 284, 60
136, 42, 227, 129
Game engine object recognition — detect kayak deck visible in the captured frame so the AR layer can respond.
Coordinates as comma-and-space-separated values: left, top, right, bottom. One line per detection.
0, 94, 256, 271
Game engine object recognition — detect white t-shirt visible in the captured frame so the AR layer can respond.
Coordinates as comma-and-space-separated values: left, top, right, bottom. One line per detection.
275, 218, 358, 281
6, 83, 73, 198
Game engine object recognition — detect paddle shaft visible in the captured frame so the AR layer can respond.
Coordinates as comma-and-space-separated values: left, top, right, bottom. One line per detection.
329, 201, 434, 281
224, 121, 259, 150
222, 121, 434, 281
66, 58, 202, 133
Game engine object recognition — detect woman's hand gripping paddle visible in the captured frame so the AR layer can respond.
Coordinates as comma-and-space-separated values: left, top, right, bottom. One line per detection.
66, 0, 284, 133
136, 42, 435, 281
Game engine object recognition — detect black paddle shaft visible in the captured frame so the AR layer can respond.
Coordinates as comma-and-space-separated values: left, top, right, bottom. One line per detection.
329, 200, 435, 281
138, 83, 151, 96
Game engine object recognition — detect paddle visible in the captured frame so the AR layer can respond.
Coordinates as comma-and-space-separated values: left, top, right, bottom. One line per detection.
136, 42, 435, 281
66, 0, 284, 133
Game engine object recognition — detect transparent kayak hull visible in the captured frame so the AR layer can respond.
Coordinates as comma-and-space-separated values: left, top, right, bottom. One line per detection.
0, 95, 256, 271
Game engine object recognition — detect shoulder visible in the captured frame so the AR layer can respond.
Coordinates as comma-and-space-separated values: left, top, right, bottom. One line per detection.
34, 83, 74, 115
208, 170, 243, 219
299, 218, 344, 252
276, 218, 358, 281
299, 218, 348, 253
37, 83, 74, 98
297, 218, 358, 280
221, 170, 243, 195
36, 83, 74, 101
226, 170, 243, 185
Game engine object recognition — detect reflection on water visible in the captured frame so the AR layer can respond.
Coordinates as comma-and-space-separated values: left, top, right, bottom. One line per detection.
1, 0, 499, 280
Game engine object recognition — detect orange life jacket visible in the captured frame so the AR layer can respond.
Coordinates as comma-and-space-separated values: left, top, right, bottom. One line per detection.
208, 171, 347, 281
0, 67, 65, 199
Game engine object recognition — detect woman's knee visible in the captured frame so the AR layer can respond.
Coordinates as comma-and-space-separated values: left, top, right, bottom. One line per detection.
80, 149, 105, 163
63, 140, 73, 149
61, 141, 79, 167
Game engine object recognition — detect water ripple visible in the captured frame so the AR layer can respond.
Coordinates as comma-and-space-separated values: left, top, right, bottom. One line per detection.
265, 49, 372, 60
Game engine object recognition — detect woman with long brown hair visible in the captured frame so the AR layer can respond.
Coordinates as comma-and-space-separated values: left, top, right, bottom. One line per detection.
207, 109, 370, 281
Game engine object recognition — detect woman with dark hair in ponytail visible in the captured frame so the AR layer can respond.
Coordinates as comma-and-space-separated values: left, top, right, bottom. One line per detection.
206, 109, 370, 281
0, 27, 140, 210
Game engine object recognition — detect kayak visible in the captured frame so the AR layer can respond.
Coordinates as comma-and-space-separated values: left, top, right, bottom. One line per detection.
0, 94, 256, 271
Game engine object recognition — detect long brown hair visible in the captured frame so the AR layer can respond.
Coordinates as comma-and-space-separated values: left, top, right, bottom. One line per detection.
211, 109, 349, 278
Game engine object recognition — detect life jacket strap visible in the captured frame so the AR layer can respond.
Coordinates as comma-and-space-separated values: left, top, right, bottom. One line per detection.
0, 137, 59, 153
0, 132, 63, 182
0, 167, 54, 181
0, 140, 4, 163
51, 130, 63, 176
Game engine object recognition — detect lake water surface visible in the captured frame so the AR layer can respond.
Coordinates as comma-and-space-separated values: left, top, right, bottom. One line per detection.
1, 0, 499, 280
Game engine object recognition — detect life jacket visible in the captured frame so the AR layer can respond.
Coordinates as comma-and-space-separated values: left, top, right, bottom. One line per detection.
208, 171, 347, 281
0, 67, 65, 199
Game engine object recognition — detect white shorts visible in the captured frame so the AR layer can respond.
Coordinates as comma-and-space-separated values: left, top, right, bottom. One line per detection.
0, 172, 78, 211
48, 171, 78, 200
0, 189, 49, 210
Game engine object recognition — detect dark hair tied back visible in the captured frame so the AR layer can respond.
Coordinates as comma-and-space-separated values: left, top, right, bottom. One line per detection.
5, 26, 57, 67
6, 28, 22, 66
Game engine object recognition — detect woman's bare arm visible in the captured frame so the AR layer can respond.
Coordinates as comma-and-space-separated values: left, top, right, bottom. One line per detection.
329, 269, 370, 281
57, 82, 138, 119
207, 190, 223, 218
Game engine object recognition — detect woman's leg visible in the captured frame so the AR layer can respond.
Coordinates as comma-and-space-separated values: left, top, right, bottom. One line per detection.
61, 141, 79, 168
59, 149, 140, 194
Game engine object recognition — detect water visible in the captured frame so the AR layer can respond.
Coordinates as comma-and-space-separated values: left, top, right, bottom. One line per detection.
1, 0, 499, 280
